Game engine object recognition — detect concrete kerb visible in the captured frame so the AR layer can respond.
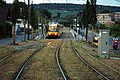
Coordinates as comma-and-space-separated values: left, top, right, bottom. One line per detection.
70, 29, 85, 42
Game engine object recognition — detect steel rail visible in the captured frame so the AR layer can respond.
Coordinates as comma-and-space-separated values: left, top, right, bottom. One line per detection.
70, 41, 110, 80
14, 45, 44, 80
55, 41, 68, 80
0, 50, 19, 62
0, 44, 39, 62
81, 46, 120, 74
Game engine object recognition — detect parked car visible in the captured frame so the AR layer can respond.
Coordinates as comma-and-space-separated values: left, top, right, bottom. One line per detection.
93, 34, 99, 42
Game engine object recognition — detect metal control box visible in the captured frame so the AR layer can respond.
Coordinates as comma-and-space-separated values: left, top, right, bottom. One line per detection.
98, 30, 109, 58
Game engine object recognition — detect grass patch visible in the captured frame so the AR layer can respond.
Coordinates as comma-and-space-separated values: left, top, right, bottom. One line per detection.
109, 53, 120, 57
73, 41, 120, 79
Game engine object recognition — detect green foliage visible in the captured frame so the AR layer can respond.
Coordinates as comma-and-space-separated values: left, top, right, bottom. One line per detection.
0, 22, 12, 38
82, 0, 91, 27
109, 24, 120, 36
94, 23, 120, 36
19, 2, 28, 20
0, 0, 6, 5
11, 0, 20, 23
0, 22, 6, 35
76, 12, 82, 28
62, 15, 75, 27
99, 24, 108, 29
49, 10, 78, 18
39, 8, 51, 19
57, 12, 61, 18
30, 4, 35, 27
90, 0, 97, 26
64, 15, 75, 20
4, 22, 12, 36
30, 4, 39, 30
99, 9, 110, 13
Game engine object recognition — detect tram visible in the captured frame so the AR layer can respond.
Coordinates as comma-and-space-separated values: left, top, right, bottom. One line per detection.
47, 22, 63, 38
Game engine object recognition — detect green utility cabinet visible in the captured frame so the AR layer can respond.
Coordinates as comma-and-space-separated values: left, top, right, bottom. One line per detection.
98, 30, 109, 58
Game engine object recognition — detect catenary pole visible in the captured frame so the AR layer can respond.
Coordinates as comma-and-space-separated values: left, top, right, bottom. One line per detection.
27, 0, 30, 40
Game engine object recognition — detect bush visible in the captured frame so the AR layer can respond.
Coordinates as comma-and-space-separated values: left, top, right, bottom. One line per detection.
0, 22, 6, 35
5, 22, 12, 37
94, 23, 120, 36
0, 21, 12, 38
109, 24, 120, 31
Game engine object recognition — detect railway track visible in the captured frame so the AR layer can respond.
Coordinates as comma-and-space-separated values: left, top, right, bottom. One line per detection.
55, 32, 102, 79
1, 40, 62, 80
17, 40, 64, 80
55, 40, 69, 80
81, 45, 120, 74
0, 43, 40, 62
70, 40, 110, 80
14, 44, 45, 80
65, 31, 110, 79
71, 41, 120, 80
56, 36, 119, 80
1, 30, 119, 80
55, 31, 74, 80
79, 44, 120, 79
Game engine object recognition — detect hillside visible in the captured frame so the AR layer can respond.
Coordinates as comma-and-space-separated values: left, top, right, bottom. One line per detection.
7, 3, 120, 17
34, 3, 120, 12
33, 3, 120, 17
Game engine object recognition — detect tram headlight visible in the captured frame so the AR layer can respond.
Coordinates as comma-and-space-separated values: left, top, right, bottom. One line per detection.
48, 33, 51, 35
55, 33, 58, 35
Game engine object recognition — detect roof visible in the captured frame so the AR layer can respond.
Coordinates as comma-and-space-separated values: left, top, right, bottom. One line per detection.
48, 22, 59, 26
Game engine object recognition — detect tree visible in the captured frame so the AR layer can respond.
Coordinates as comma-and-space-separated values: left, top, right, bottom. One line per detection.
19, 2, 28, 19
30, 3, 36, 39
99, 9, 110, 13
39, 8, 52, 39
76, 12, 82, 29
11, 0, 20, 44
39, 8, 51, 20
0, 0, 6, 6
19, 2, 28, 41
63, 15, 75, 27
82, 0, 91, 41
90, 0, 97, 44
57, 12, 61, 18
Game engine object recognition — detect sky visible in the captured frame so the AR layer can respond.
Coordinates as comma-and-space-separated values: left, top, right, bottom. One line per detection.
5, 0, 120, 7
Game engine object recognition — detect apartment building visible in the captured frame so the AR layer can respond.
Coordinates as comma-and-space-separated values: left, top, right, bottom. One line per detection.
113, 12, 120, 25
97, 13, 115, 25
113, 12, 120, 21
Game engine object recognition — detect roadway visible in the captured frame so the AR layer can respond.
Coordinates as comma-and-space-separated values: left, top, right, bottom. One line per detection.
80, 29, 120, 54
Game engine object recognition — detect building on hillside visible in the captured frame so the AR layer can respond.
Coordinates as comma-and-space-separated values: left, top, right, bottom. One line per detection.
96, 13, 115, 25
112, 12, 120, 25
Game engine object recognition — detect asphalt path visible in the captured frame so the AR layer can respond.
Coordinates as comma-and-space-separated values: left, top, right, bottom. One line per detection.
0, 34, 33, 46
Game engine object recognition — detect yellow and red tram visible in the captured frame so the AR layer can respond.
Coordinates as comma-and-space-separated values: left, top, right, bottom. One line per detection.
47, 22, 62, 38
